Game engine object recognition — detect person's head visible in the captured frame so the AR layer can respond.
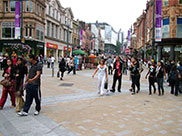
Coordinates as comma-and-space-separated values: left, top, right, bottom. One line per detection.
158, 61, 163, 67
61, 58, 65, 62
99, 59, 105, 65
29, 54, 36, 64
116, 56, 120, 61
131, 57, 137, 63
7, 59, 13, 67
17, 57, 23, 65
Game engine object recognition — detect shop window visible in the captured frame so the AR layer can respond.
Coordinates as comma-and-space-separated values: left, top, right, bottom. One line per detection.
26, 0, 29, 12
163, 0, 168, 6
162, 18, 170, 38
177, 18, 182, 38
4, 1, 8, 12
1, 22, 15, 38
10, 1, 15, 12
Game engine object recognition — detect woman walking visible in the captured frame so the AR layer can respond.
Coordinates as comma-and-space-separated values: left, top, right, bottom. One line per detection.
145, 61, 157, 95
15, 58, 28, 112
59, 58, 66, 80
169, 65, 180, 96
129, 57, 140, 95
92, 59, 108, 96
156, 61, 167, 96
0, 59, 16, 109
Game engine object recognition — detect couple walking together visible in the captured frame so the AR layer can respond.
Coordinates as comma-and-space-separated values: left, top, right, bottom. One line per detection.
92, 56, 122, 96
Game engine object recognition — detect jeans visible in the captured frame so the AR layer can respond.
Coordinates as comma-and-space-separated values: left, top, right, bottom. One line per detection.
131, 74, 140, 93
157, 77, 164, 95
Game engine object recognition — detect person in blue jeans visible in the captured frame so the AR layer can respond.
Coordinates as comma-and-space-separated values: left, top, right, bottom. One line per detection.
18, 54, 42, 116
156, 61, 167, 96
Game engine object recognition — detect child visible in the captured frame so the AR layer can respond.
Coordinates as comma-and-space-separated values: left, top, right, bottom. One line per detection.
92, 59, 108, 96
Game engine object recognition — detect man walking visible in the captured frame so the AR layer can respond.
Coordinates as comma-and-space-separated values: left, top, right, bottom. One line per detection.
18, 54, 42, 116
110, 56, 123, 93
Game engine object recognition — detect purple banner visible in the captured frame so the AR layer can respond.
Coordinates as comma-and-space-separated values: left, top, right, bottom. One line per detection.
80, 29, 83, 46
127, 30, 131, 47
15, 1, 21, 39
155, 0, 162, 41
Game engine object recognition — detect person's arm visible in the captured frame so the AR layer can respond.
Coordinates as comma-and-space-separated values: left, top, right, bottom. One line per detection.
92, 68, 99, 78
105, 67, 108, 80
28, 71, 41, 83
145, 69, 150, 79
164, 67, 167, 80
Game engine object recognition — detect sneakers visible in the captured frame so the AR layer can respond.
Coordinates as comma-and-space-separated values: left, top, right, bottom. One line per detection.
34, 111, 40, 116
18, 111, 28, 116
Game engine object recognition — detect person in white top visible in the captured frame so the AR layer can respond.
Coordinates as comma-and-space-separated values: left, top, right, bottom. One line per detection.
51, 56, 55, 68
92, 59, 108, 96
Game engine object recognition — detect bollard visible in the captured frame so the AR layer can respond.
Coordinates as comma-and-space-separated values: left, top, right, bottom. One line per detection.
52, 67, 54, 77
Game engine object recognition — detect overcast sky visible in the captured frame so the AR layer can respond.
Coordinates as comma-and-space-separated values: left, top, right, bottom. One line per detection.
60, 0, 148, 36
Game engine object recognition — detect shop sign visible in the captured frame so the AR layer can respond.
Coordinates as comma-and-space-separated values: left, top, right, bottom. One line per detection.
37, 45, 44, 48
64, 46, 71, 52
175, 46, 182, 52
47, 42, 58, 49
3, 43, 21, 46
164, 47, 170, 52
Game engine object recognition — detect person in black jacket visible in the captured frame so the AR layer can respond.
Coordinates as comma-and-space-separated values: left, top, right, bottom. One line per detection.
59, 58, 66, 80
15, 57, 28, 112
129, 57, 140, 95
0, 59, 16, 109
110, 56, 123, 93
156, 61, 167, 96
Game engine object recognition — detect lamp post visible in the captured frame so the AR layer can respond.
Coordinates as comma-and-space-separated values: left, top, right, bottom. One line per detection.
152, 0, 155, 60
67, 23, 70, 56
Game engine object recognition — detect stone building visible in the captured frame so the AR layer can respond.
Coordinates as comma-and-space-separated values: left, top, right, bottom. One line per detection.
45, 0, 74, 60
134, 0, 182, 62
0, 0, 46, 56
72, 19, 80, 51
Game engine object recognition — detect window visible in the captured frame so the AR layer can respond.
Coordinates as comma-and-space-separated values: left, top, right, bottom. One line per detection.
10, 1, 15, 12
52, 23, 54, 38
56, 11, 58, 20
180, 0, 182, 4
40, 32, 44, 41
64, 29, 66, 41
25, 24, 28, 36
4, 1, 8, 12
37, 5, 39, 15
177, 18, 182, 38
36, 30, 40, 39
26, 0, 29, 12
52, 9, 55, 18
30, 1, 33, 12
1, 22, 15, 38
162, 18, 170, 38
163, 0, 168, 6
60, 15, 62, 24
47, 21, 50, 37
59, 29, 61, 40
36, 25, 44, 41
39, 7, 42, 16
29, 25, 32, 37
55, 25, 58, 39
49, 6, 51, 15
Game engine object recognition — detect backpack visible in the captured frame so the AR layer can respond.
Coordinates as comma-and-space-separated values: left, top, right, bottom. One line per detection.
169, 70, 178, 82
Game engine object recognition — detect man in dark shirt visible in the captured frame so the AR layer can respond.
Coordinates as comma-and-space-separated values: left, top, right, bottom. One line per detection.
18, 54, 42, 116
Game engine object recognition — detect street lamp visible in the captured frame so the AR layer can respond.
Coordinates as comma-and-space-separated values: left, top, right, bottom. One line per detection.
66, 18, 70, 56
152, 0, 155, 60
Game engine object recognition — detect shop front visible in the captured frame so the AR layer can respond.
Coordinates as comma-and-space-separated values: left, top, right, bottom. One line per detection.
0, 39, 44, 56
46, 42, 58, 59
64, 46, 72, 57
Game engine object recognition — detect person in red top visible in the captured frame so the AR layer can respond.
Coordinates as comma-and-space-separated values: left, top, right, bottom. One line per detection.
13, 56, 17, 66
110, 56, 123, 93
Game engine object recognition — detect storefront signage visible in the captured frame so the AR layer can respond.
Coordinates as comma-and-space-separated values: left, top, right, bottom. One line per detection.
64, 46, 71, 52
37, 45, 44, 48
15, 1, 21, 39
155, 0, 162, 42
47, 42, 58, 49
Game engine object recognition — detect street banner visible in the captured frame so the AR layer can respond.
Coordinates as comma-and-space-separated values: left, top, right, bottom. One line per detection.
155, 0, 162, 42
127, 30, 131, 47
15, 1, 21, 39
80, 29, 83, 46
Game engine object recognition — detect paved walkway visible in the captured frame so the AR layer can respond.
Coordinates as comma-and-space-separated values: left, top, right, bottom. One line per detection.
0, 66, 182, 136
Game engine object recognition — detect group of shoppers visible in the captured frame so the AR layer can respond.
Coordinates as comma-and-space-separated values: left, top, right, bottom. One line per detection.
0, 54, 43, 117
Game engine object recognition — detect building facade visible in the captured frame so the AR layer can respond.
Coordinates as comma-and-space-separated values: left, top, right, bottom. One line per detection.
133, 0, 182, 62
0, 0, 46, 56
45, 0, 74, 60
72, 19, 80, 51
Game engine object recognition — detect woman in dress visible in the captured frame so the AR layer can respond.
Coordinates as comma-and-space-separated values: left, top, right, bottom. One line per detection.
0, 59, 16, 109
92, 59, 108, 96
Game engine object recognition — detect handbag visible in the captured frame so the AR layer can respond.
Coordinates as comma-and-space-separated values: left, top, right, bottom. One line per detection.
57, 71, 60, 77
0, 79, 11, 87
104, 81, 108, 89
